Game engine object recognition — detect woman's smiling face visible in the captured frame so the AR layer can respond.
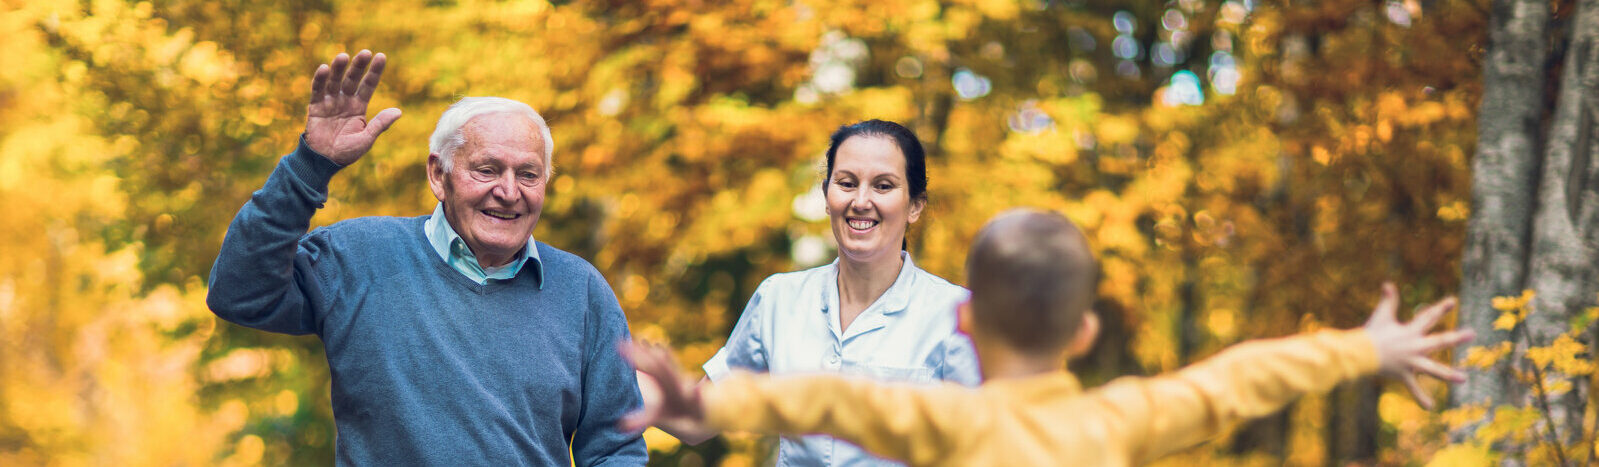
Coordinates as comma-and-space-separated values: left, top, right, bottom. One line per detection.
826, 135, 924, 264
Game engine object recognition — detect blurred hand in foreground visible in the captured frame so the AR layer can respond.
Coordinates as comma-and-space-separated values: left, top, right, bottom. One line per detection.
1364, 282, 1475, 410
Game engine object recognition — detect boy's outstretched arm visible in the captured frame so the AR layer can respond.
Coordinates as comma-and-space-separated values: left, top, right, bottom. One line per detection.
1107, 282, 1473, 463
620, 341, 977, 465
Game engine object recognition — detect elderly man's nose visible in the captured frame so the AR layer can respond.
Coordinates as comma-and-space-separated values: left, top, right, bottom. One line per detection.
492, 173, 521, 201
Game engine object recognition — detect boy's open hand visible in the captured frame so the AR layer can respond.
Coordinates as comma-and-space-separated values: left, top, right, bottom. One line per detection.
1364, 282, 1475, 410
620, 340, 705, 433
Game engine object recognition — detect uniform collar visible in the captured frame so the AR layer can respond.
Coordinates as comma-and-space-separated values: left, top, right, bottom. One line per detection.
823, 251, 919, 316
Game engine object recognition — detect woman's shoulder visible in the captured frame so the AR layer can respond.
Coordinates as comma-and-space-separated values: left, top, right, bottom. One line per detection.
752, 263, 835, 297
905, 259, 969, 299
733, 264, 833, 322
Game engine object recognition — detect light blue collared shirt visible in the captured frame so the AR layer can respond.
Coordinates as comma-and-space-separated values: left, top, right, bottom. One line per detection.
424, 203, 543, 287
703, 252, 980, 467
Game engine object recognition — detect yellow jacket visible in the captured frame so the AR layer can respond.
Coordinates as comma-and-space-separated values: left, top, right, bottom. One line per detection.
705, 329, 1379, 466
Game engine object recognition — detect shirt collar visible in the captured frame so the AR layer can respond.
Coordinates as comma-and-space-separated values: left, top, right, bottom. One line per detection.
823, 251, 919, 315
876, 251, 917, 314
424, 203, 544, 288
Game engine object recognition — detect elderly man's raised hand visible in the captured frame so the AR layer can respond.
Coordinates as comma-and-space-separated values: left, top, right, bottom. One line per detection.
305, 50, 402, 166
1364, 282, 1475, 410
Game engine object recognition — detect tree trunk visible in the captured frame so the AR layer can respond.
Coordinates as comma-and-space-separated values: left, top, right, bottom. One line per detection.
1453, 0, 1599, 462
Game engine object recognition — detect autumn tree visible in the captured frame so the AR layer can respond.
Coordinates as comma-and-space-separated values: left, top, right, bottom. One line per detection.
1449, 0, 1599, 463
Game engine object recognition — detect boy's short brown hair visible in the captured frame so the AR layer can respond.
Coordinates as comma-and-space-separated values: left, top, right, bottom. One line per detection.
965, 209, 1098, 354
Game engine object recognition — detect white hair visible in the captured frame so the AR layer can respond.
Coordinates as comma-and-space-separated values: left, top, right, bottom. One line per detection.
428, 96, 554, 174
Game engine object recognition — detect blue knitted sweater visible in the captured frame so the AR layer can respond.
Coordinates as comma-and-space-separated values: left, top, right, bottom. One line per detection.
207, 139, 647, 465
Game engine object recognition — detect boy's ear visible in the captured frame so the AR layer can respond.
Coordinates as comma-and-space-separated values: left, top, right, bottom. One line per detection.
956, 300, 974, 337
1066, 311, 1100, 358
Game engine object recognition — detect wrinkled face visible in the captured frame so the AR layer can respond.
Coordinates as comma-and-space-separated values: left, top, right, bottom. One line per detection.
826, 135, 924, 264
427, 113, 548, 268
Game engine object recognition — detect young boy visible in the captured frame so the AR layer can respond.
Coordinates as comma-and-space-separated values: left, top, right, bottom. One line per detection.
622, 209, 1473, 466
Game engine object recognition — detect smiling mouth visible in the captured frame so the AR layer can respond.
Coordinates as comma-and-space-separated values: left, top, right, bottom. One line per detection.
846, 218, 878, 230
482, 210, 521, 220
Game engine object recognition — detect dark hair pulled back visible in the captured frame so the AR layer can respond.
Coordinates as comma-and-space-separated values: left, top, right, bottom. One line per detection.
822, 119, 928, 202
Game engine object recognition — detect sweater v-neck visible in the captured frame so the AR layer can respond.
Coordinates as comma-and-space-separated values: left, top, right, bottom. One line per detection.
410, 216, 529, 296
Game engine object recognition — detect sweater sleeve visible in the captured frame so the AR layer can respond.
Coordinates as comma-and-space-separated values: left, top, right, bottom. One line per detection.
704, 372, 984, 466
205, 136, 343, 335
569, 266, 648, 466
1095, 329, 1380, 464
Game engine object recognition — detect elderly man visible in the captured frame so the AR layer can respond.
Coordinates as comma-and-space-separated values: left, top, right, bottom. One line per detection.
207, 50, 647, 465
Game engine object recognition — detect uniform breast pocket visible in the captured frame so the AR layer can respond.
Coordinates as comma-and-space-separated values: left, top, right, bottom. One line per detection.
842, 362, 936, 384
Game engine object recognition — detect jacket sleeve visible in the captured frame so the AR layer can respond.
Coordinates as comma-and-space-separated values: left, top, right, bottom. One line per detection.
205, 136, 343, 335
569, 266, 648, 466
1095, 329, 1380, 464
704, 372, 984, 466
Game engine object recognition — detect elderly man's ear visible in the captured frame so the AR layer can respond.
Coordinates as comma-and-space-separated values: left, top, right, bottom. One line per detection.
427, 153, 447, 202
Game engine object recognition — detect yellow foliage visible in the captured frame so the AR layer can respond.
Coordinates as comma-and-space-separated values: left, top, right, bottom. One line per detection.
1440, 404, 1488, 431
1425, 443, 1493, 467
1490, 290, 1534, 330
1492, 310, 1521, 331
1525, 334, 1593, 375
1492, 289, 1536, 311
643, 427, 683, 453
1475, 405, 1541, 444
1095, 115, 1140, 146
1463, 342, 1512, 369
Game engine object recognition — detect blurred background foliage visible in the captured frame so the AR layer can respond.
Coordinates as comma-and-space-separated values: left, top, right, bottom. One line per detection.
1, 0, 1481, 465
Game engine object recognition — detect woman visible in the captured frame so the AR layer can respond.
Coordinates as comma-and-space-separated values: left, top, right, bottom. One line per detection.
696, 120, 979, 466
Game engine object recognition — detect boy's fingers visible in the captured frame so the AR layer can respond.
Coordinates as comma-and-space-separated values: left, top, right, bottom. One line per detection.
1409, 297, 1457, 332
619, 407, 656, 433
1372, 282, 1400, 323
1422, 330, 1476, 351
1400, 373, 1434, 410
617, 341, 638, 366
1410, 357, 1466, 383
